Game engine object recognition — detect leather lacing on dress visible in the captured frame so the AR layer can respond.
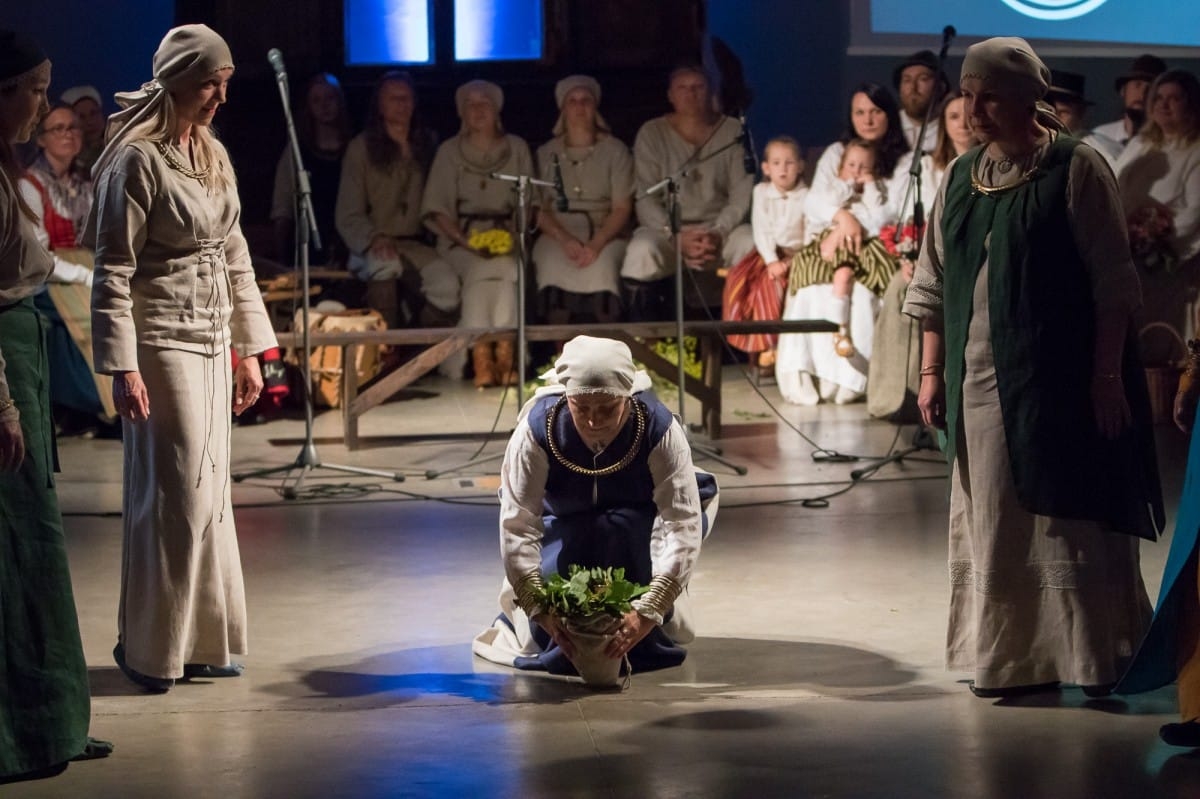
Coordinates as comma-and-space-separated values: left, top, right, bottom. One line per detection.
194, 236, 233, 525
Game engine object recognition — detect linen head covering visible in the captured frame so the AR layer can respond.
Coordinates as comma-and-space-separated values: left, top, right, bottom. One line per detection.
92, 24, 234, 179
61, 84, 102, 107
455, 79, 503, 118
553, 336, 637, 397
960, 37, 1049, 104
0, 29, 50, 89
551, 74, 610, 136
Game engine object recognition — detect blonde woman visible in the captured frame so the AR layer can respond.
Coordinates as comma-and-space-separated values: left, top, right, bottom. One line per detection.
90, 24, 277, 692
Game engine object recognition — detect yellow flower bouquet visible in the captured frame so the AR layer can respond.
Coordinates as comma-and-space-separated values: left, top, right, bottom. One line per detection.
468, 228, 514, 256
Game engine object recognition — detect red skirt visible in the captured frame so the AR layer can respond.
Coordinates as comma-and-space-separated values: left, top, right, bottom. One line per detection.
721, 251, 786, 354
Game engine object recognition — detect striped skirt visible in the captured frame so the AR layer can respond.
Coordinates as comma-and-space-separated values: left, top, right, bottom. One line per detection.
721, 250, 787, 354
788, 230, 898, 298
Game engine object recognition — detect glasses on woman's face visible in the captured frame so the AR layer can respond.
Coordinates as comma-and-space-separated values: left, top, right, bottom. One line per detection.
43, 123, 81, 136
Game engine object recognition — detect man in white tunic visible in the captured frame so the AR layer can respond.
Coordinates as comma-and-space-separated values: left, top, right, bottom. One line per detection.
621, 66, 753, 320
1086, 54, 1167, 170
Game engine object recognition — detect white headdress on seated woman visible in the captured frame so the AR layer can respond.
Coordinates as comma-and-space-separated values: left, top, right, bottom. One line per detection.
92, 23, 234, 179
551, 74, 610, 136
960, 36, 1049, 105
518, 335, 652, 420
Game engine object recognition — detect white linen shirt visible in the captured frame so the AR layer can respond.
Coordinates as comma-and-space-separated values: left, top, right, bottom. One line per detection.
750, 180, 808, 262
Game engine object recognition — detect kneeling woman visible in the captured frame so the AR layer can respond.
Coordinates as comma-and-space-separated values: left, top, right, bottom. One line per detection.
473, 336, 716, 677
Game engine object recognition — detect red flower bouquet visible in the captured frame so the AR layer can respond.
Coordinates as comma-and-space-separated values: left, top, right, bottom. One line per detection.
1128, 204, 1178, 275
880, 223, 920, 261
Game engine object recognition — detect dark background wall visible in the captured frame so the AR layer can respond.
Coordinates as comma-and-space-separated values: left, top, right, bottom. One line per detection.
5, 0, 1199, 254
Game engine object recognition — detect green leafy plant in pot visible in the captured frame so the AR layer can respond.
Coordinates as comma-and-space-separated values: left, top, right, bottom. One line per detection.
533, 565, 649, 687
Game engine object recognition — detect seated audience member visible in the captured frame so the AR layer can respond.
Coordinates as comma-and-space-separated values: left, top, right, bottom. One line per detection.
869, 89, 978, 421
776, 83, 908, 406
893, 50, 948, 153
18, 103, 116, 436
1116, 69, 1200, 340
621, 65, 754, 320
272, 72, 350, 269
60, 84, 105, 172
722, 136, 807, 374
472, 335, 716, 679
1045, 70, 1093, 136
422, 79, 534, 387
532, 75, 632, 324
1088, 54, 1168, 169
335, 71, 452, 329
778, 138, 894, 406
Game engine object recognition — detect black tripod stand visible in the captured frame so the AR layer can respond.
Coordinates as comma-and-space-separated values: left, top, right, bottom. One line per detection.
232, 48, 404, 497
421, 166, 554, 480
642, 131, 750, 475
849, 27, 955, 479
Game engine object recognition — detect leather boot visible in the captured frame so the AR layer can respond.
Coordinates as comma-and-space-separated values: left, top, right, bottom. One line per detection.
494, 337, 519, 387
472, 342, 496, 389
364, 279, 400, 328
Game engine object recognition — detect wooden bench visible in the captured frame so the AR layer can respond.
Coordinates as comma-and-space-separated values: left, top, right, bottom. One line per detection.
273, 319, 836, 449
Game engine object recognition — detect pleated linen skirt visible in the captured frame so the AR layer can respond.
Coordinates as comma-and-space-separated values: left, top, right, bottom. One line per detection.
0, 298, 90, 776
118, 344, 246, 679
946, 266, 1151, 689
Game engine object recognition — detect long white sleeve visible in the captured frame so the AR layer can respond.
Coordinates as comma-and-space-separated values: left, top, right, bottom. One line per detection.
18, 178, 92, 286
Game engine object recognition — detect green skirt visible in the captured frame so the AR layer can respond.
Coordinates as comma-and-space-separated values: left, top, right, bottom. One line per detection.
0, 297, 90, 776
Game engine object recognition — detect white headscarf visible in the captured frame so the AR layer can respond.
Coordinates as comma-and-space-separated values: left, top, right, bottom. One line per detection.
92, 24, 234, 179
516, 336, 652, 422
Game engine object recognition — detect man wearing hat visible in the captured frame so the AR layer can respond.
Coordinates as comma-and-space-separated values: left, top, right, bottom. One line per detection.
1088, 53, 1167, 168
473, 335, 717, 678
1045, 69, 1093, 135
893, 50, 948, 153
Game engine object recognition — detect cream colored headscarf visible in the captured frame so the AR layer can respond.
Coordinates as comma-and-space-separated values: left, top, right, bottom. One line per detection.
92, 24, 234, 179
517, 335, 653, 421
960, 36, 1049, 104
551, 74, 611, 137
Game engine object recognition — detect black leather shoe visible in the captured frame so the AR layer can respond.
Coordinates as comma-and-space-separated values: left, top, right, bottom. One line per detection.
71, 737, 114, 761
1081, 682, 1117, 698
113, 643, 173, 693
969, 681, 1059, 698
1161, 721, 1200, 747
183, 662, 245, 679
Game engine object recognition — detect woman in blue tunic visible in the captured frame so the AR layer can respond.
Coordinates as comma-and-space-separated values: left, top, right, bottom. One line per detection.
473, 335, 716, 677
1120, 353, 1200, 745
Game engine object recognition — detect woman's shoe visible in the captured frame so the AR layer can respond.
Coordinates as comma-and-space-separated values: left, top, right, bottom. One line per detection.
113, 643, 173, 693
1081, 682, 1116, 698
795, 372, 820, 406
1160, 720, 1200, 747
183, 662, 245, 679
968, 681, 1059, 698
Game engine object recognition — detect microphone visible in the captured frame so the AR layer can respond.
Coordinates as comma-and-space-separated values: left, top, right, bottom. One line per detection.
739, 115, 756, 175
552, 155, 569, 212
267, 48, 287, 83
939, 25, 956, 60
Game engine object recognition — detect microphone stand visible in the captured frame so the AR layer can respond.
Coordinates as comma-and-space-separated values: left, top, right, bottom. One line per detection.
640, 126, 750, 475
233, 51, 404, 497
421, 168, 554, 479
855, 27, 955, 481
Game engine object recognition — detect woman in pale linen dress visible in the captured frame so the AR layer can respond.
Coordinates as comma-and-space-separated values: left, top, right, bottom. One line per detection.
421, 79, 533, 387
0, 28, 111, 783
776, 83, 907, 406
531, 75, 633, 324
903, 37, 1162, 698
90, 24, 277, 692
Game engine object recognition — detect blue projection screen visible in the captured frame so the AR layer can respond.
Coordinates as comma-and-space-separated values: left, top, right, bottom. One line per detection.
345, 0, 433, 65
853, 0, 1200, 54
454, 0, 544, 61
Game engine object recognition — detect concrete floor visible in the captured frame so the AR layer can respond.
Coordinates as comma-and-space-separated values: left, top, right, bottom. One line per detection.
7, 367, 1199, 799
